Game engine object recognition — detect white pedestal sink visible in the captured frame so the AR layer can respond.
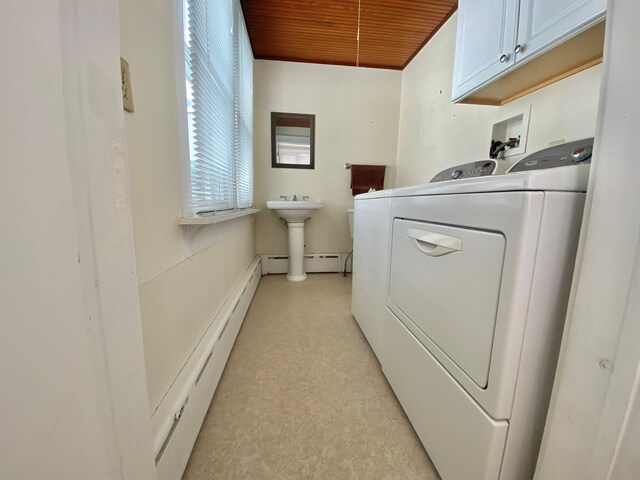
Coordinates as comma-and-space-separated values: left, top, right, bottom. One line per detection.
266, 198, 324, 282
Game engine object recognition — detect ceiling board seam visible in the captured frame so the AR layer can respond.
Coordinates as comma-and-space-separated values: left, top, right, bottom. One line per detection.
356, 0, 362, 67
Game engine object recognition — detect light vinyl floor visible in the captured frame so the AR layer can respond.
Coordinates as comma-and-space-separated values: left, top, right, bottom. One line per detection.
182, 273, 439, 480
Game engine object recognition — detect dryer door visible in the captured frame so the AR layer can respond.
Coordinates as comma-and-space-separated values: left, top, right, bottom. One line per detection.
389, 219, 505, 388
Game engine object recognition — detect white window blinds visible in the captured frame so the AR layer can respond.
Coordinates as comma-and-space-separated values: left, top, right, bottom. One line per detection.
184, 0, 253, 215
236, 16, 253, 209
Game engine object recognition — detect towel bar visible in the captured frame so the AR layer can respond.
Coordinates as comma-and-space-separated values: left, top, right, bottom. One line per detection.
344, 163, 388, 170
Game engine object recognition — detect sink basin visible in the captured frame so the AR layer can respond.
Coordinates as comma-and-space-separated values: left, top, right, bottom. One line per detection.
266, 198, 323, 282
266, 199, 324, 223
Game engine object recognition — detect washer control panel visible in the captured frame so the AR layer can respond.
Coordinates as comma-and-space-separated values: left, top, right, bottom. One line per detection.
430, 160, 497, 183
508, 137, 594, 173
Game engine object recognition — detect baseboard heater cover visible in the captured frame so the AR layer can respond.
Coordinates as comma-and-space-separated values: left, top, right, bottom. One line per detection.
261, 253, 352, 274
152, 257, 261, 480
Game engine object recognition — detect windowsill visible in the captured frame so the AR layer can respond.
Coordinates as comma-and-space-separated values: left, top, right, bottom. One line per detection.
179, 208, 261, 226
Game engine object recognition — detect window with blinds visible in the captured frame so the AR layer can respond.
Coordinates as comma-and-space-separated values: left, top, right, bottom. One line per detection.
183, 0, 253, 216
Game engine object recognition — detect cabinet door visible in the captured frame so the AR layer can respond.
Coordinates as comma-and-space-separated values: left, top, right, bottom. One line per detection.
452, 0, 519, 102
516, 0, 606, 62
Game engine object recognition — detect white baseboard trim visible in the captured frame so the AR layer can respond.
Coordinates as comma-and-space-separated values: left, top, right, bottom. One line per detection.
260, 252, 352, 275
152, 256, 262, 480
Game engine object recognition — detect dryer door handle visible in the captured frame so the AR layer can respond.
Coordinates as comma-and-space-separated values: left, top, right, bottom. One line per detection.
406, 228, 463, 257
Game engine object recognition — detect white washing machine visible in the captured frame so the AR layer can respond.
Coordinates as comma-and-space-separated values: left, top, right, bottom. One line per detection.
351, 190, 392, 359
382, 139, 593, 480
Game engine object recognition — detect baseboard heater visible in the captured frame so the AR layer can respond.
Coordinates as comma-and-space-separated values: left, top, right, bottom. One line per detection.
261, 253, 352, 274
152, 257, 262, 480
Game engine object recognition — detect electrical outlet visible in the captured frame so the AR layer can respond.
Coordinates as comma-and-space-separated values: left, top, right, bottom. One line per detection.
120, 57, 134, 113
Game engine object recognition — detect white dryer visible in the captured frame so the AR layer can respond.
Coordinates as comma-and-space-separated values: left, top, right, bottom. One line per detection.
383, 139, 593, 480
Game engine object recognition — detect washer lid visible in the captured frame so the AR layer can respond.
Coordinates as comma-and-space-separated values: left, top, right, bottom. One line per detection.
354, 188, 392, 199
392, 162, 590, 197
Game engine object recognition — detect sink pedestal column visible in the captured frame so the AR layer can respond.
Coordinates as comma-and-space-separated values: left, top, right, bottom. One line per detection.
266, 199, 322, 282
286, 222, 307, 282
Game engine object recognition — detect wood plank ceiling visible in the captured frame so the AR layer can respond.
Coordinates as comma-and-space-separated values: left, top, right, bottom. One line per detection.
240, 0, 458, 70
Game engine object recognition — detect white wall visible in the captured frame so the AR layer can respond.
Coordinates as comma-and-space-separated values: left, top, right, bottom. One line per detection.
253, 60, 402, 255
1, 1, 155, 478
396, 12, 602, 186
119, 0, 256, 412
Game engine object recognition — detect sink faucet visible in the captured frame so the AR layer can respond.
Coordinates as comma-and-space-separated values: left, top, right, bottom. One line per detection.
292, 194, 297, 201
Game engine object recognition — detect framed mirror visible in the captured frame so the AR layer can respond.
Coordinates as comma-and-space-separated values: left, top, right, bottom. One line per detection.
271, 112, 315, 169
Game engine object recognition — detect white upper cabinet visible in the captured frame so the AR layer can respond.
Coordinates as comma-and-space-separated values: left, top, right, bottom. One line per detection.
452, 0, 518, 101
516, 0, 606, 62
452, 0, 606, 104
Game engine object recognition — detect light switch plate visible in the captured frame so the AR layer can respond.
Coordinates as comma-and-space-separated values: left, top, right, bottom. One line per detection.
120, 57, 134, 113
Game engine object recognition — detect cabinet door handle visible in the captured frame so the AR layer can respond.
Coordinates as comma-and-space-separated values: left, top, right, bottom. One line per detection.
499, 54, 509, 63
514, 44, 524, 54
406, 228, 462, 257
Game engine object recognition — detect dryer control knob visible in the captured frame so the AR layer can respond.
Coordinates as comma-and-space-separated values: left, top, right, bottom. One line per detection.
451, 169, 463, 179
572, 145, 592, 163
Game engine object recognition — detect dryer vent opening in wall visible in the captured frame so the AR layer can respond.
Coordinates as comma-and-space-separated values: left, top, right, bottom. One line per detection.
261, 254, 352, 275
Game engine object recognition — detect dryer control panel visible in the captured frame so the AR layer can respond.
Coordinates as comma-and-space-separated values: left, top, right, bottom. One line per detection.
430, 160, 497, 183
508, 137, 594, 173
